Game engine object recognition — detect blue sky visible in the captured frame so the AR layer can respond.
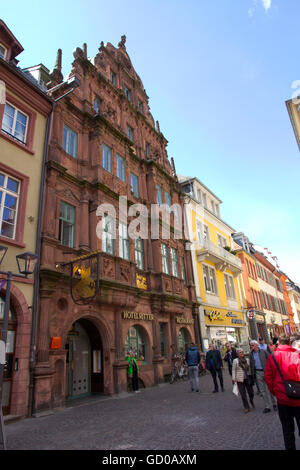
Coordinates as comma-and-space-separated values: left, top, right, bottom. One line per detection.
2, 0, 300, 281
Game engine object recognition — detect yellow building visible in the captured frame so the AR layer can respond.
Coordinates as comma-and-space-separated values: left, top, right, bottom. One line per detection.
0, 20, 52, 417
179, 176, 248, 352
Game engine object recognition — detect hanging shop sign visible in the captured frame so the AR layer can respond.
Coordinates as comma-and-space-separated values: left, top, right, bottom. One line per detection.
67, 251, 100, 305
122, 311, 154, 321
204, 308, 244, 327
176, 317, 194, 325
247, 309, 256, 320
255, 314, 265, 323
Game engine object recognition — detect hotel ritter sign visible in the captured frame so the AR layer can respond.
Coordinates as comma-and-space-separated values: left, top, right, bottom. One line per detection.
204, 308, 244, 327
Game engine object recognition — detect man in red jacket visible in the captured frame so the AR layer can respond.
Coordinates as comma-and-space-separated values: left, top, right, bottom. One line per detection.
265, 335, 300, 450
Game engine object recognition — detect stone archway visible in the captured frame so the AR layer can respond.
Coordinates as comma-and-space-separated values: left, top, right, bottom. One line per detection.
63, 314, 112, 401
0, 282, 31, 416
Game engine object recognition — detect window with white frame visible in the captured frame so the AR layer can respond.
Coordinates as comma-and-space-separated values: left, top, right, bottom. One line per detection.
224, 273, 236, 299
161, 243, 170, 275
63, 125, 77, 158
202, 193, 207, 208
116, 154, 126, 182
203, 264, 218, 294
59, 201, 75, 248
197, 189, 202, 203
0, 172, 20, 239
0, 44, 7, 60
102, 143, 112, 173
119, 222, 129, 260
217, 234, 227, 248
130, 173, 139, 198
197, 221, 210, 242
171, 248, 179, 278
1, 102, 28, 144
211, 200, 216, 214
135, 238, 144, 270
102, 214, 115, 255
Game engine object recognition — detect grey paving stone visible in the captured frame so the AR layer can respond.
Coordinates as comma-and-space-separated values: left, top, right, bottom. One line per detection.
3, 371, 296, 450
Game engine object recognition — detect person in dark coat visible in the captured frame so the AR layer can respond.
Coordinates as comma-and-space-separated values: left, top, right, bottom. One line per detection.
185, 343, 201, 392
223, 342, 238, 376
205, 343, 224, 393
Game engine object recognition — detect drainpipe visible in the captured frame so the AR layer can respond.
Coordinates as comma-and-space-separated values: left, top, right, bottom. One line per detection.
28, 102, 55, 417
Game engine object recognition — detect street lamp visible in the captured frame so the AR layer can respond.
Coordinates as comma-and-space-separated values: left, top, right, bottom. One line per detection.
0, 246, 38, 450
16, 252, 38, 277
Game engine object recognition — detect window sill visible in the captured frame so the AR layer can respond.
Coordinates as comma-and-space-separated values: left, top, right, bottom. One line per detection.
0, 131, 35, 155
0, 235, 25, 249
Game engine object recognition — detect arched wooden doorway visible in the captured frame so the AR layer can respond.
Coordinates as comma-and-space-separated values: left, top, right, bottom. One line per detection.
65, 318, 103, 400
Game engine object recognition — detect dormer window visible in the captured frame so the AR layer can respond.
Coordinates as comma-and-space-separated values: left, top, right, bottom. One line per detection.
0, 43, 7, 60
2, 102, 28, 144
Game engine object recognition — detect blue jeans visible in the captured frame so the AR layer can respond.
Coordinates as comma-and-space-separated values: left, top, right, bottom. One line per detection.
189, 366, 199, 391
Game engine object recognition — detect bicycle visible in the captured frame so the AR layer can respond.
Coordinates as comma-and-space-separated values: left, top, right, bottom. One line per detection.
170, 353, 188, 383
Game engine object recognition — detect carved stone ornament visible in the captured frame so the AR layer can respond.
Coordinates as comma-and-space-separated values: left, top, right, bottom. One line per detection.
118, 35, 126, 49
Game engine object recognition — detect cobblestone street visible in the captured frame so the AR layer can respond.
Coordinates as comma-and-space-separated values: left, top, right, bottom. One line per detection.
4, 370, 296, 451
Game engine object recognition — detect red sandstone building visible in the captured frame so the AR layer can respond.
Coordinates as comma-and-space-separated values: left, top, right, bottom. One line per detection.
33, 36, 199, 414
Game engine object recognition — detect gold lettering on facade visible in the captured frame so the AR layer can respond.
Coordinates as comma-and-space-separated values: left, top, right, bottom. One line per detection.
175, 317, 194, 325
122, 311, 154, 321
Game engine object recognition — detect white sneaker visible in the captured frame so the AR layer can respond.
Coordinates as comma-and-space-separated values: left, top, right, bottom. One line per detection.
135, 390, 141, 393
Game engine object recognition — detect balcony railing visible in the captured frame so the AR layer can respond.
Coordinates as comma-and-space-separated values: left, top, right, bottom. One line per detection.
195, 239, 242, 274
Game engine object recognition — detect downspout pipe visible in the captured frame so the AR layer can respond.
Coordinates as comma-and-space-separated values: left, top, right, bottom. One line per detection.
28, 101, 55, 417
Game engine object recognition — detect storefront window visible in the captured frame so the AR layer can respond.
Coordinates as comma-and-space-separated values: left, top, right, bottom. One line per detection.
177, 328, 190, 353
125, 325, 148, 364
209, 327, 240, 354
159, 323, 167, 357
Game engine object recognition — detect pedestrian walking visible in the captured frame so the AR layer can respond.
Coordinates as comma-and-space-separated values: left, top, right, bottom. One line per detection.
125, 350, 140, 393
259, 336, 267, 351
268, 342, 277, 353
291, 332, 300, 352
232, 348, 255, 413
249, 340, 277, 413
185, 342, 201, 392
265, 335, 300, 451
205, 343, 224, 393
223, 342, 238, 376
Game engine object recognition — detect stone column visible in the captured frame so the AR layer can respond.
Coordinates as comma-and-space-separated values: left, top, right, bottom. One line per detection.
79, 189, 89, 250
113, 307, 128, 394
33, 283, 56, 416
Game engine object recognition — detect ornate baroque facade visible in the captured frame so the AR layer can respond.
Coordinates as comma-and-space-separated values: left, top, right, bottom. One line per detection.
34, 36, 199, 414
